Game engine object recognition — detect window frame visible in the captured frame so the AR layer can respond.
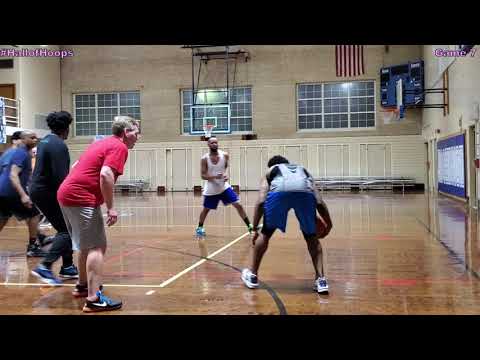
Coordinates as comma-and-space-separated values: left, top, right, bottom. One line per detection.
73, 91, 141, 138
296, 80, 377, 132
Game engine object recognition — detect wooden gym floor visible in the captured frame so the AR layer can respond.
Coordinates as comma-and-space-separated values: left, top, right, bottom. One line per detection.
0, 191, 479, 315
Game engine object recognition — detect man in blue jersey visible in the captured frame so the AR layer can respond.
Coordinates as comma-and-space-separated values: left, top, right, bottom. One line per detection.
241, 155, 333, 294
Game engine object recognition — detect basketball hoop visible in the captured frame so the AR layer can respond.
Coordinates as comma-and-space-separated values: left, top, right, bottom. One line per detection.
203, 124, 216, 139
381, 108, 400, 124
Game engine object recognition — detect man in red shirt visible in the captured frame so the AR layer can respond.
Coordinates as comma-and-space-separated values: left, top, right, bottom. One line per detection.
58, 116, 140, 312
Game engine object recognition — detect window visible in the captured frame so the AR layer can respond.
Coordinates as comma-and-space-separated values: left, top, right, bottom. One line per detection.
297, 81, 375, 130
74, 91, 141, 136
181, 87, 252, 134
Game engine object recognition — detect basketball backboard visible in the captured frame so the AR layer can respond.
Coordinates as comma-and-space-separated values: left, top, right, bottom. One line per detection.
190, 104, 231, 135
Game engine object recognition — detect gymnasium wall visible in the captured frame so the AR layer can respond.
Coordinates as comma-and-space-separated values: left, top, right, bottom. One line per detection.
18, 47, 61, 135
422, 46, 480, 139
422, 45, 480, 201
61, 45, 423, 144
69, 134, 426, 191
0, 52, 19, 86
0, 45, 61, 135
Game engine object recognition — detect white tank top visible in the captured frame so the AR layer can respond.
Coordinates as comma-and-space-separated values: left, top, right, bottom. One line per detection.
202, 150, 230, 196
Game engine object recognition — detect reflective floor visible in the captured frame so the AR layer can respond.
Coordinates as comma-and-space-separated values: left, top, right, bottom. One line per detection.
1, 191, 479, 315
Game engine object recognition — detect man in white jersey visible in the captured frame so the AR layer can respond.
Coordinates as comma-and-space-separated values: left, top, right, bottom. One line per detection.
195, 137, 253, 237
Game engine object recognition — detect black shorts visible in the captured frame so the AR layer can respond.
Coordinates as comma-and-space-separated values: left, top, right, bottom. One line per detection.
0, 196, 40, 221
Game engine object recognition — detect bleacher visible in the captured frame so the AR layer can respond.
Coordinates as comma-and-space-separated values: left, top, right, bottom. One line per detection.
114, 179, 150, 194
315, 176, 416, 192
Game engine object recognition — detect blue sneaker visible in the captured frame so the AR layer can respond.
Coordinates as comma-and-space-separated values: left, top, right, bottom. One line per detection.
195, 226, 206, 237
59, 265, 79, 279
31, 265, 63, 285
83, 286, 122, 313
315, 277, 329, 294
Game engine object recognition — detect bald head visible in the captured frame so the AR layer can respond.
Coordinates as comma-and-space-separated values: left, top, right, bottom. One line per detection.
20, 130, 38, 149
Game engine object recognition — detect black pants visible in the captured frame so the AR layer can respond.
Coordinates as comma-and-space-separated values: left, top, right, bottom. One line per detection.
30, 189, 73, 268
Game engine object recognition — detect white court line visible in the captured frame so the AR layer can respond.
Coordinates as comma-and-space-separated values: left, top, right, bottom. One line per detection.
112, 206, 256, 209
4, 225, 250, 229
0, 282, 171, 289
1, 232, 250, 290
157, 231, 250, 288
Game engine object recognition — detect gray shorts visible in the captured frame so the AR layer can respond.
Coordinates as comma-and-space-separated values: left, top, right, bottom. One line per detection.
60, 205, 107, 251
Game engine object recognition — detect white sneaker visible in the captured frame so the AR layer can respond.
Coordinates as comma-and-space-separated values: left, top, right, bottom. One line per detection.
315, 277, 329, 294
241, 268, 259, 289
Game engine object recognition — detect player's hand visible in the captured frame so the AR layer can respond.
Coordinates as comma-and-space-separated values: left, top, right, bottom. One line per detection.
106, 209, 118, 227
251, 230, 259, 245
214, 173, 224, 179
321, 222, 333, 238
21, 195, 33, 209
223, 175, 229, 182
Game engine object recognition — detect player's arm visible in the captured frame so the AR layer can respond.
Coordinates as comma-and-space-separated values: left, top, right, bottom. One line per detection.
9, 164, 32, 208
223, 152, 229, 181
100, 165, 117, 226
50, 144, 70, 188
201, 157, 221, 181
305, 167, 333, 231
316, 197, 332, 227
252, 176, 269, 230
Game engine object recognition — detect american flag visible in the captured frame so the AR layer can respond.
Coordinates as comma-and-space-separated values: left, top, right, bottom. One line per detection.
335, 45, 364, 77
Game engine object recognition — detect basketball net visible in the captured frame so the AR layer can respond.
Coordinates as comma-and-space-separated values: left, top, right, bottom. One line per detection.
203, 124, 216, 139
382, 108, 400, 124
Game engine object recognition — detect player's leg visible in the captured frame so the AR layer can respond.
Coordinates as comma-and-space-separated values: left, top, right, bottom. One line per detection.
241, 192, 288, 289
196, 195, 220, 236
222, 187, 253, 232
21, 205, 46, 257
0, 198, 11, 232
293, 192, 329, 294
0, 218, 8, 232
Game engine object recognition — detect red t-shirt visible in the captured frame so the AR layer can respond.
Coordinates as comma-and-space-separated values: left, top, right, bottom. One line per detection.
58, 136, 128, 207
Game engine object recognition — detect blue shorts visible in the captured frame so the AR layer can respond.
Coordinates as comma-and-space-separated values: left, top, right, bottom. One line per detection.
263, 192, 317, 235
203, 187, 239, 210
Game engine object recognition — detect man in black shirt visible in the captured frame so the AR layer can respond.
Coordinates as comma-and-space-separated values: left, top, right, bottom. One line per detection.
30, 111, 78, 284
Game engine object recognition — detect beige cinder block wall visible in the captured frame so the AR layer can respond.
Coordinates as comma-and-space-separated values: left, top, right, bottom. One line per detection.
61, 45, 427, 190
61, 45, 423, 144
422, 45, 480, 203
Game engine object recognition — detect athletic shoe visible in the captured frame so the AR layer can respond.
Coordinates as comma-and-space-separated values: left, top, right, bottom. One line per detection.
72, 283, 88, 298
37, 233, 54, 247
59, 265, 79, 279
26, 243, 47, 257
31, 265, 62, 285
39, 217, 53, 229
241, 268, 259, 289
195, 226, 206, 237
82, 286, 122, 313
315, 276, 329, 294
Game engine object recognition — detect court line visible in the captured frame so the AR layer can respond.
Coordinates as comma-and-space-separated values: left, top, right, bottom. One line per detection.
134, 243, 288, 315
158, 231, 250, 288
0, 233, 250, 290
0, 282, 162, 288
113, 206, 256, 209
3, 225, 250, 229
0, 241, 288, 315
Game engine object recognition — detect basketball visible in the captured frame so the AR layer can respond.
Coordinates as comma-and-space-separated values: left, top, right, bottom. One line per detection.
316, 215, 328, 239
